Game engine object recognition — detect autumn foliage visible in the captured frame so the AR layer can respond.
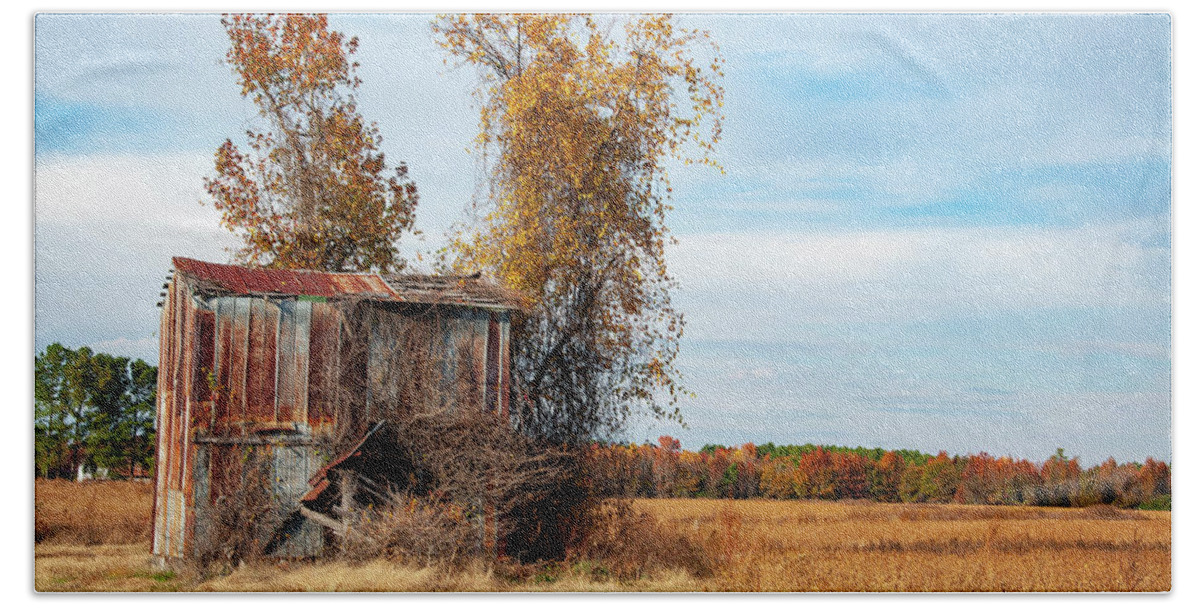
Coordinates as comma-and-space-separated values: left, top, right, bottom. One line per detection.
586, 438, 1170, 509
430, 15, 725, 561
434, 14, 723, 442
206, 14, 418, 272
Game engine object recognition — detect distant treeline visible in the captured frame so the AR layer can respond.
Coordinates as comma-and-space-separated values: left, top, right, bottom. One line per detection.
35, 343, 157, 480
588, 437, 1171, 510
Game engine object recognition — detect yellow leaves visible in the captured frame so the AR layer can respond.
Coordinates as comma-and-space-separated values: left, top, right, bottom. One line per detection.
434, 14, 722, 434
206, 13, 417, 273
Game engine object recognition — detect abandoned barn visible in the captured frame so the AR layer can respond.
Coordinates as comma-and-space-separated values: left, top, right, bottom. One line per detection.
151, 257, 523, 560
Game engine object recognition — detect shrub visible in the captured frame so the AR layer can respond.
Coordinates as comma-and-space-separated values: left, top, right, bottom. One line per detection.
1137, 495, 1171, 511
569, 499, 711, 581
340, 492, 479, 566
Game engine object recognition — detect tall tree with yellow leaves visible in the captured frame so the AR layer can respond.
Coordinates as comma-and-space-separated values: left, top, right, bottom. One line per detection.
434, 14, 723, 443
206, 14, 418, 272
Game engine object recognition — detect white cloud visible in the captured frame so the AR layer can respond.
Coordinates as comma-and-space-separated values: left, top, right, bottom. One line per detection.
669, 220, 1168, 333
35, 152, 229, 232
728, 366, 776, 381
35, 153, 240, 357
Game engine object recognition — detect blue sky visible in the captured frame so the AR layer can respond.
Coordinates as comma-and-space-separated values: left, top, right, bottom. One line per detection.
33, 13, 1171, 465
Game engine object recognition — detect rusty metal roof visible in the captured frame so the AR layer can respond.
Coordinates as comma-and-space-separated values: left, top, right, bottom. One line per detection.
172, 257, 524, 310
381, 274, 525, 309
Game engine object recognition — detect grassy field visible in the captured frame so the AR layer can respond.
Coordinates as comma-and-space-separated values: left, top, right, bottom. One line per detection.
637, 498, 1170, 592
35, 479, 153, 545
34, 480, 1169, 592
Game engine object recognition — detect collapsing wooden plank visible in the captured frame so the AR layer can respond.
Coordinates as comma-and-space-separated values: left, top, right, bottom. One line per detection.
298, 505, 368, 543
298, 506, 349, 536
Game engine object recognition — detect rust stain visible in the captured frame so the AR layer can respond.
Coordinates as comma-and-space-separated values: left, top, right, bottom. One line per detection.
307, 303, 339, 429
230, 299, 250, 425
246, 300, 279, 422
173, 257, 395, 299
192, 309, 215, 427
215, 300, 234, 434
275, 300, 303, 425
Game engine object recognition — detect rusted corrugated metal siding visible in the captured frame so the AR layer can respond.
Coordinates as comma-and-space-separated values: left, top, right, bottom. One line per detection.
153, 274, 202, 559
308, 302, 341, 430
246, 299, 279, 423
159, 291, 342, 559
472, 312, 489, 412
329, 304, 515, 430
363, 305, 503, 418
275, 300, 309, 426
207, 297, 337, 432
269, 444, 324, 556
485, 315, 502, 414
436, 312, 487, 411
151, 276, 172, 556
153, 258, 521, 560
168, 276, 186, 557
499, 314, 511, 418
180, 292, 199, 554
366, 308, 395, 415
230, 299, 251, 425
213, 298, 233, 435
192, 309, 215, 433
159, 277, 176, 555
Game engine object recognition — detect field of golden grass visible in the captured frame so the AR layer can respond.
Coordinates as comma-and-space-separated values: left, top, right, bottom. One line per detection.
35, 479, 153, 545
639, 498, 1170, 592
34, 481, 1169, 592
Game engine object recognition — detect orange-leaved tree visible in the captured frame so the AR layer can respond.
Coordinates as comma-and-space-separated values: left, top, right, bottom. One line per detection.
205, 14, 418, 272
433, 14, 723, 444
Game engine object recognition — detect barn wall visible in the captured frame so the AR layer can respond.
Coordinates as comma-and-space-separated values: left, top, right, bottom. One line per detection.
152, 275, 202, 558
365, 304, 496, 418
152, 281, 514, 560
355, 303, 515, 433
190, 440, 324, 559
207, 296, 341, 435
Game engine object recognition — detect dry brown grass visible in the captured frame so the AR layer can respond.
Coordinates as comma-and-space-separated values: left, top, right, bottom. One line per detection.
35, 543, 181, 592
33, 482, 1170, 592
638, 498, 1171, 592
35, 479, 153, 545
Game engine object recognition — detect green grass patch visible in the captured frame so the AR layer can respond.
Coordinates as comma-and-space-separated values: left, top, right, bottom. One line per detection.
1138, 495, 1170, 511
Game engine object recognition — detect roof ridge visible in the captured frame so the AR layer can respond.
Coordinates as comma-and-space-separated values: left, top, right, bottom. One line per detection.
172, 256, 382, 278
171, 257, 524, 310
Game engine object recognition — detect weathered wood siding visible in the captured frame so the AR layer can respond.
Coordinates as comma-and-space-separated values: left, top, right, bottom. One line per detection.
152, 279, 512, 560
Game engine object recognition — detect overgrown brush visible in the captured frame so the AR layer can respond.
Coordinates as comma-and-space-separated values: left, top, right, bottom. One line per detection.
568, 500, 712, 581
339, 492, 479, 566
192, 448, 286, 573
327, 306, 583, 566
